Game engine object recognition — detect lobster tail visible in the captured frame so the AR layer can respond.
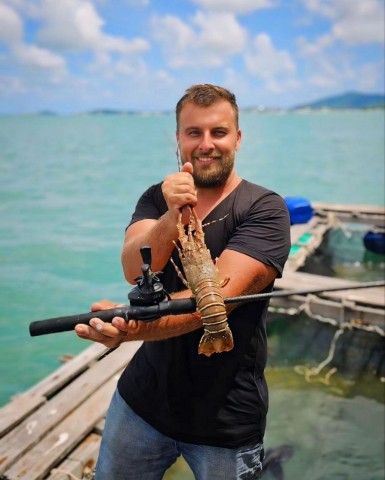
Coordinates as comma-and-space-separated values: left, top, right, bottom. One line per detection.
198, 326, 234, 357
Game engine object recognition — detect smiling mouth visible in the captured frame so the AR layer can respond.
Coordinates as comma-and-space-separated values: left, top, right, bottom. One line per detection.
195, 155, 221, 163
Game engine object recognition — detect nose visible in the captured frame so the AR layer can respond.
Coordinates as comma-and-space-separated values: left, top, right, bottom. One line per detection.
198, 132, 215, 151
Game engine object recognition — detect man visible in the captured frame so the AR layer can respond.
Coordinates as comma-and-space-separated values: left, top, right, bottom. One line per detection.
75, 84, 291, 479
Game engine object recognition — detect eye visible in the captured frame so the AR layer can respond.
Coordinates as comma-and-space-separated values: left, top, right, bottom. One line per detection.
187, 129, 201, 137
213, 129, 227, 137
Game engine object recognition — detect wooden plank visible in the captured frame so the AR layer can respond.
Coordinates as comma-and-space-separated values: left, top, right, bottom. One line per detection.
313, 202, 385, 215
289, 216, 320, 244
270, 295, 385, 329
2, 377, 117, 480
275, 271, 385, 308
0, 396, 46, 442
0, 343, 106, 438
45, 433, 101, 480
25, 343, 107, 398
0, 341, 141, 476
312, 202, 385, 226
287, 220, 333, 272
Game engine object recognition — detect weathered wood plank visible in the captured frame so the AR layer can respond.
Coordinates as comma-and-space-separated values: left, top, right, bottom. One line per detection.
2, 377, 117, 480
270, 294, 385, 329
275, 271, 385, 308
0, 343, 106, 438
287, 219, 333, 272
289, 216, 320, 244
313, 202, 385, 226
45, 433, 101, 480
0, 341, 141, 476
313, 202, 385, 215
0, 396, 46, 442
25, 343, 107, 398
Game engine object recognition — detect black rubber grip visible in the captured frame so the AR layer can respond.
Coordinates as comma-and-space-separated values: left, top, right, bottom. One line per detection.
29, 298, 197, 336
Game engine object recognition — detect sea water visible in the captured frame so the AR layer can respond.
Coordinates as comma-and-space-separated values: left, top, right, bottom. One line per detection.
1, 110, 384, 479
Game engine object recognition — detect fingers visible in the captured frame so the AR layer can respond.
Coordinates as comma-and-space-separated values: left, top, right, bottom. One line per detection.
75, 316, 127, 349
181, 161, 193, 175
91, 299, 118, 312
162, 168, 197, 214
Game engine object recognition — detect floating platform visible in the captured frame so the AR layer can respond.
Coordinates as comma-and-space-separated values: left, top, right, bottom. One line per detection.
0, 202, 384, 480
273, 202, 385, 329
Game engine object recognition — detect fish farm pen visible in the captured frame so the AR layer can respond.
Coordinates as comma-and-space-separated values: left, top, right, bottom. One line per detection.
0, 201, 384, 480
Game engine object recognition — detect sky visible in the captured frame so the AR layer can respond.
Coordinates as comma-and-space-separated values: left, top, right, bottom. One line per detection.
0, 0, 384, 114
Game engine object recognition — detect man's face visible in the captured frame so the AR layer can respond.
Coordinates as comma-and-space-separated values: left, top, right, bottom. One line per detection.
177, 101, 241, 188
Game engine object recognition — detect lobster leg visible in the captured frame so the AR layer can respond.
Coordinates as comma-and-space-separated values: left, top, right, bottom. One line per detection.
170, 255, 190, 289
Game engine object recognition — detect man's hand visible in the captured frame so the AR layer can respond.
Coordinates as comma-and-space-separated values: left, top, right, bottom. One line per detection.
122, 162, 197, 281
74, 293, 203, 345
74, 300, 129, 349
161, 162, 196, 224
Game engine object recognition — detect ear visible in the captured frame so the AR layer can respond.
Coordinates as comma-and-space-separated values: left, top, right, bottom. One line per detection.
235, 129, 242, 150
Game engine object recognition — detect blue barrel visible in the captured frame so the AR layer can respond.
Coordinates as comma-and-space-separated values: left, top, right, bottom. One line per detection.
363, 230, 385, 255
284, 197, 314, 225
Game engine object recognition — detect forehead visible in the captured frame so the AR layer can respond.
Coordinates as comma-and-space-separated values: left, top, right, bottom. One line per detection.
178, 100, 237, 130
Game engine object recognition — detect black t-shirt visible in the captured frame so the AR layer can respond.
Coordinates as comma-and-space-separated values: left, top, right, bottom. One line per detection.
118, 179, 291, 448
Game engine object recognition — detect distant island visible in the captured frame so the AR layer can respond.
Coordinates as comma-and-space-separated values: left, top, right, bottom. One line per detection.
293, 91, 385, 110
79, 91, 385, 115
23, 91, 384, 117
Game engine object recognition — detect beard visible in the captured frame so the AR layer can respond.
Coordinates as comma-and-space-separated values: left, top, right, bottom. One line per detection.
190, 152, 235, 188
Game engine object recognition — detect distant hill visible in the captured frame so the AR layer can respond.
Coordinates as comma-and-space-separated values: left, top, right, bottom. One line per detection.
293, 92, 385, 110
87, 109, 136, 115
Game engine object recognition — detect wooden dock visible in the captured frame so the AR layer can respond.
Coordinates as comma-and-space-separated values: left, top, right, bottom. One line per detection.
0, 202, 384, 480
273, 202, 385, 329
0, 342, 142, 480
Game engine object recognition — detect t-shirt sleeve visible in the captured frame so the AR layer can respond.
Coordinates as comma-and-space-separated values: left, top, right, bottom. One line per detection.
226, 192, 291, 277
128, 183, 167, 227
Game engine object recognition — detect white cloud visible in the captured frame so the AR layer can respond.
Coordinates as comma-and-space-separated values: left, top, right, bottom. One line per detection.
37, 0, 149, 54
0, 0, 383, 113
151, 11, 247, 68
194, 11, 247, 54
151, 14, 195, 68
301, 0, 385, 45
0, 2, 66, 78
245, 33, 296, 80
192, 0, 274, 14
296, 0, 384, 93
296, 34, 333, 57
12, 43, 66, 70
0, 4, 23, 44
1, 0, 41, 17
308, 56, 385, 92
332, 4, 385, 45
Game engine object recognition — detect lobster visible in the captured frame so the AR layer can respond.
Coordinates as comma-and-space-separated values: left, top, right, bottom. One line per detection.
172, 207, 234, 356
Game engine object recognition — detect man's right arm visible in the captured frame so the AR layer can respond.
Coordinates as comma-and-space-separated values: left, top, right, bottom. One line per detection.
121, 162, 196, 284
122, 214, 180, 284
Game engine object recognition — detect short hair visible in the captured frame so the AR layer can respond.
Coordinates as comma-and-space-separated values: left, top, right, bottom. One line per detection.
176, 84, 239, 130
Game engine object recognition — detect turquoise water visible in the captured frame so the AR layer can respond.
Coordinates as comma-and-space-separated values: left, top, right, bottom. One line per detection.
1, 110, 384, 478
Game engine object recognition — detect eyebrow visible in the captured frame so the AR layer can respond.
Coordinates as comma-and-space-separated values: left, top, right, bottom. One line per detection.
184, 124, 230, 131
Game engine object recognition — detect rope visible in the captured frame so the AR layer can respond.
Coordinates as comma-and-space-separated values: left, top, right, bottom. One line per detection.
328, 213, 353, 239
268, 297, 385, 337
268, 295, 385, 386
294, 328, 343, 385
